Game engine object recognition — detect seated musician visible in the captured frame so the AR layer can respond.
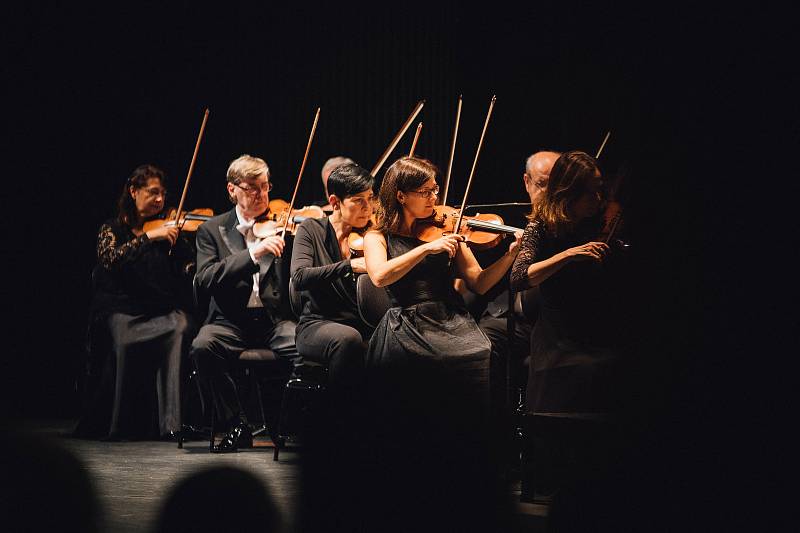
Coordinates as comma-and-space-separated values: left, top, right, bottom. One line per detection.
190, 154, 300, 453
362, 157, 521, 399
510, 150, 619, 413
78, 164, 196, 440
290, 164, 374, 389
477, 151, 560, 406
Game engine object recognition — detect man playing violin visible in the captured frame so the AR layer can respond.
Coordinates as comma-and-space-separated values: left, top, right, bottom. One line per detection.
190, 154, 300, 453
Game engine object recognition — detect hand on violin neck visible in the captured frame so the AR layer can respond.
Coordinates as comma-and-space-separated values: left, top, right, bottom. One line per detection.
146, 225, 180, 246
507, 231, 524, 256
252, 235, 285, 259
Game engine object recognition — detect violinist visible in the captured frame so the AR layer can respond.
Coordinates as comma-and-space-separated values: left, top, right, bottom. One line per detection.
478, 151, 560, 406
190, 154, 300, 453
291, 164, 374, 389
316, 156, 355, 213
510, 150, 620, 413
362, 157, 521, 398
77, 164, 196, 441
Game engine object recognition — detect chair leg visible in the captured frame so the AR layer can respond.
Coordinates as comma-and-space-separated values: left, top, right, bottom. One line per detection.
273, 380, 293, 461
249, 372, 268, 437
208, 381, 216, 452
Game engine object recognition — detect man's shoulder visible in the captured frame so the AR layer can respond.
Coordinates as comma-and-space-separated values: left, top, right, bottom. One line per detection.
199, 209, 234, 233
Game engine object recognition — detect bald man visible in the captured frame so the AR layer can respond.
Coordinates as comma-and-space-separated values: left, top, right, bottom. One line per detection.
523, 151, 560, 207
318, 156, 355, 212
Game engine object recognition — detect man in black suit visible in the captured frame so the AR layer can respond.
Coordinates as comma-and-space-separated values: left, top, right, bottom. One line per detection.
190, 154, 300, 453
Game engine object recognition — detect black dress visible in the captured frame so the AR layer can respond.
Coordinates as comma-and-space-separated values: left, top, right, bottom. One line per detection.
76, 219, 196, 439
365, 233, 491, 395
510, 218, 620, 413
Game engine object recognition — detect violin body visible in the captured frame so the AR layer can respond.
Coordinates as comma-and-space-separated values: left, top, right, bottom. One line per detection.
142, 207, 214, 233
595, 199, 631, 253
598, 200, 623, 243
414, 205, 510, 251
252, 201, 325, 238
347, 216, 376, 258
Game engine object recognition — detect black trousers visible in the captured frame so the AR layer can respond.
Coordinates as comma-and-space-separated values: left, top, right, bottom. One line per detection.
295, 319, 368, 388
479, 312, 532, 410
190, 317, 298, 428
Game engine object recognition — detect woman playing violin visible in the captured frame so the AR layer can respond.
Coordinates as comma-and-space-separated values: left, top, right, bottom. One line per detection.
362, 157, 521, 398
290, 164, 375, 388
77, 164, 196, 440
510, 150, 621, 413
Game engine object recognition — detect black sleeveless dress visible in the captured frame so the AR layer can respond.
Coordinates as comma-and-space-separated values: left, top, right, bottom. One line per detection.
365, 234, 491, 391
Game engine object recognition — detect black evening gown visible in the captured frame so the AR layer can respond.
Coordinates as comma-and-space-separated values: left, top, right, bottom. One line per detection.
75, 219, 195, 440
365, 233, 491, 396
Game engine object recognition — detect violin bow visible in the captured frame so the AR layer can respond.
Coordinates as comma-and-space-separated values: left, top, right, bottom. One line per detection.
453, 95, 496, 237
408, 122, 423, 157
170, 108, 209, 253
441, 94, 462, 206
281, 107, 321, 236
595, 130, 611, 159
371, 100, 425, 177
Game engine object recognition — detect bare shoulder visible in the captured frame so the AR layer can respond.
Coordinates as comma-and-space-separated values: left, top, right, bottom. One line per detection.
364, 230, 386, 245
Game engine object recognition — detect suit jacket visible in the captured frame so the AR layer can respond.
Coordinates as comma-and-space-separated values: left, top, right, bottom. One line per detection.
194, 208, 289, 328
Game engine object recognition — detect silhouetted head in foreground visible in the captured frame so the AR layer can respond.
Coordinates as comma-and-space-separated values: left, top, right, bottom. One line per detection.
154, 466, 280, 533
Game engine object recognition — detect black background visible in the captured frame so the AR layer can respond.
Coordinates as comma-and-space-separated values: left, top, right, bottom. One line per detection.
6, 0, 777, 502
5, 1, 791, 526
7, 2, 702, 413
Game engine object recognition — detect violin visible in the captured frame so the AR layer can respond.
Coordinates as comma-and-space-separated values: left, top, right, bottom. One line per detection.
412, 205, 521, 251
596, 162, 630, 250
142, 207, 214, 234
346, 215, 377, 258
252, 199, 326, 239
598, 200, 623, 243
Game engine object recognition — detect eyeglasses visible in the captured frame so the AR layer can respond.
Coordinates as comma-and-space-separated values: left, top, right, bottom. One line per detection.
406, 186, 439, 199
234, 181, 273, 196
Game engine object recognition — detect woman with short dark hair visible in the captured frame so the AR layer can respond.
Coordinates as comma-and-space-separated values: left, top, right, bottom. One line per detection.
77, 164, 196, 440
290, 164, 375, 387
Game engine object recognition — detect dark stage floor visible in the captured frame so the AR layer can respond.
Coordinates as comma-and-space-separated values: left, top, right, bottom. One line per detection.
17, 419, 547, 532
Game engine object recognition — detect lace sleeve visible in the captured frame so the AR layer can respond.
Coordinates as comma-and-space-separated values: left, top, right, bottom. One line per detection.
97, 223, 149, 270
510, 219, 544, 292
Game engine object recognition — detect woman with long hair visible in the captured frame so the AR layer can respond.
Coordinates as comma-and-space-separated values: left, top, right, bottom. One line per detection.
510, 150, 619, 413
76, 164, 195, 440
362, 157, 521, 397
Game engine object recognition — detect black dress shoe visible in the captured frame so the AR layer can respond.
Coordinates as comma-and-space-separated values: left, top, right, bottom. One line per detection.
211, 422, 253, 453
